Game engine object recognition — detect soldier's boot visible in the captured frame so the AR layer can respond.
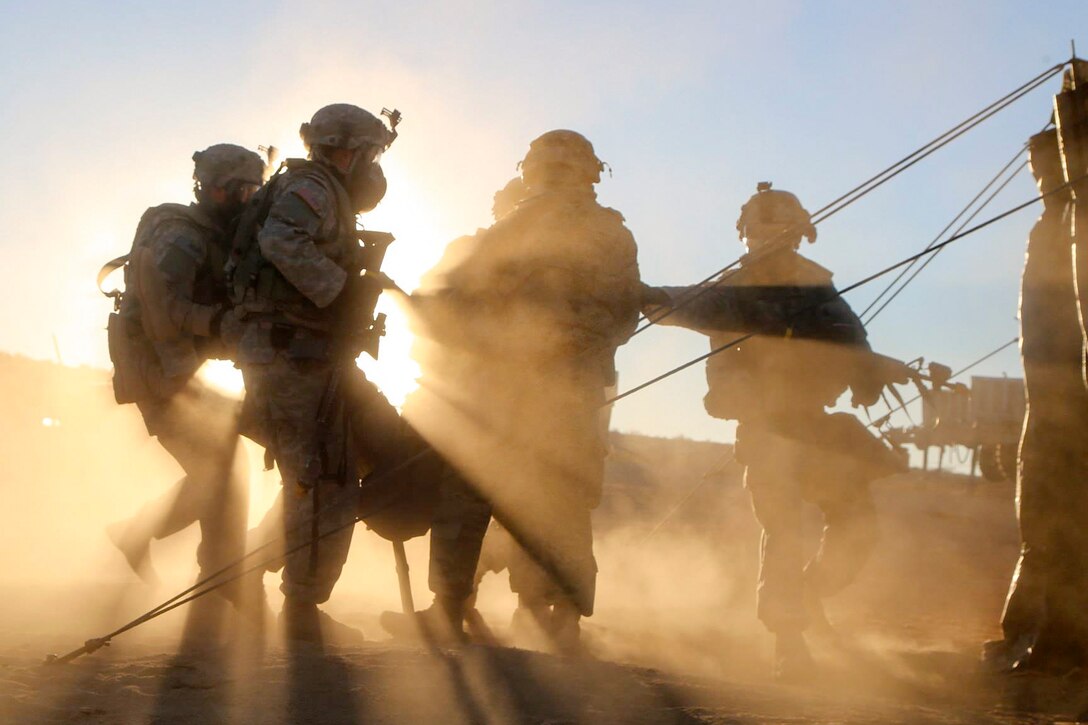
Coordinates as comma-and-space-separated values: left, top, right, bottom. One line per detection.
773, 630, 816, 685
981, 633, 1035, 673
1012, 639, 1087, 676
550, 600, 584, 656
280, 597, 366, 647
380, 595, 467, 646
509, 600, 553, 650
463, 607, 498, 644
106, 519, 160, 585
460, 590, 498, 643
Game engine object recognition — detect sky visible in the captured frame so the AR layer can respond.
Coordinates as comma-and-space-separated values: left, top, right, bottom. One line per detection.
0, 0, 1084, 442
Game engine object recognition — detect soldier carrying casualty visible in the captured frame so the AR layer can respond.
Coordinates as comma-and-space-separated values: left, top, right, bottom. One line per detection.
229, 103, 472, 645
398, 131, 643, 652
103, 144, 268, 643
644, 182, 908, 682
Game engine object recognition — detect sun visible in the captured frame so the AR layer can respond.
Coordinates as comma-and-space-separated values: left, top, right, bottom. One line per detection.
197, 359, 245, 398
352, 158, 459, 408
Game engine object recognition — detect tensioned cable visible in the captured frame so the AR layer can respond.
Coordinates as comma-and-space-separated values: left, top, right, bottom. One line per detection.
862, 158, 1029, 325
632, 63, 1064, 337
50, 427, 595, 663
48, 503, 368, 665
606, 181, 1071, 407
54, 62, 1068, 664
858, 145, 1028, 323
45, 448, 434, 664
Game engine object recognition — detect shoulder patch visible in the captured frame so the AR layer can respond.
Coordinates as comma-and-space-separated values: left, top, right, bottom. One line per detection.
289, 180, 330, 216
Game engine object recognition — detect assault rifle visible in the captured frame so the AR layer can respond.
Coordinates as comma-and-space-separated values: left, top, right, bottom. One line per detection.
346, 229, 396, 360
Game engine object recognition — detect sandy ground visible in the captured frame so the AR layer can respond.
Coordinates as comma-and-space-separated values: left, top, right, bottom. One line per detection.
2, 641, 1079, 725
2, 469, 1087, 724
2, 357, 1088, 723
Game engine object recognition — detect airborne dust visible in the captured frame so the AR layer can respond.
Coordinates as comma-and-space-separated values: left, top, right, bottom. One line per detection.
0, 350, 1047, 723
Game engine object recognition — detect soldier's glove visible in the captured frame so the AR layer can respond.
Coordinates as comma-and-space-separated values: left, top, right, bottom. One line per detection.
639, 283, 671, 307
851, 353, 911, 408
365, 270, 406, 295
639, 283, 672, 317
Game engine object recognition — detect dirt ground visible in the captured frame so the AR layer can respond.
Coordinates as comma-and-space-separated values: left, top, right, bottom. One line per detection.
1, 356, 1086, 723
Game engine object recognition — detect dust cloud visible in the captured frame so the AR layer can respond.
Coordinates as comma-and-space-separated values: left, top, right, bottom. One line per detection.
0, 351, 1053, 723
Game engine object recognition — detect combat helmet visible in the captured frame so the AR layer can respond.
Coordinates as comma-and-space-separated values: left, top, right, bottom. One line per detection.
300, 103, 394, 151
1028, 129, 1062, 172
520, 129, 605, 188
192, 144, 266, 190
492, 176, 528, 219
735, 181, 817, 248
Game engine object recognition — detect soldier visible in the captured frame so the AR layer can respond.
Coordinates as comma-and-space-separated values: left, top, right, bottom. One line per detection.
104, 144, 266, 635
401, 131, 642, 651
983, 129, 1088, 673
404, 177, 528, 641
645, 183, 906, 681
231, 103, 479, 644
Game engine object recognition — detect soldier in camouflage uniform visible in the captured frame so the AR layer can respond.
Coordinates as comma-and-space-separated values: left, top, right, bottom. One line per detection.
232, 104, 478, 643
983, 129, 1088, 673
105, 144, 266, 631
646, 184, 906, 681
403, 132, 642, 651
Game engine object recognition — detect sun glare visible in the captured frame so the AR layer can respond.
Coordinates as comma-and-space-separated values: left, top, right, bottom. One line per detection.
198, 359, 245, 398
354, 157, 459, 408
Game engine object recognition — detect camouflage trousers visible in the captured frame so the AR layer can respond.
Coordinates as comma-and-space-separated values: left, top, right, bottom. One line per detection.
428, 464, 492, 601
408, 369, 604, 616
505, 506, 596, 611
737, 422, 878, 634
243, 352, 489, 604
135, 378, 248, 596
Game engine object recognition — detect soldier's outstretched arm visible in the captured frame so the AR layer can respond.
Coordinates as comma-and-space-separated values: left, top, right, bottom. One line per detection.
642, 284, 760, 333
258, 180, 347, 309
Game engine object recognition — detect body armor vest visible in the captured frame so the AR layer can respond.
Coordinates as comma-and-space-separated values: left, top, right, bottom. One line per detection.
107, 203, 222, 404
703, 250, 867, 422
228, 159, 358, 328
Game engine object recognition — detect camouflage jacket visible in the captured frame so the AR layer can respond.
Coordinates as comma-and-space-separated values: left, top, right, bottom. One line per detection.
234, 160, 362, 363
118, 203, 227, 381
414, 187, 642, 386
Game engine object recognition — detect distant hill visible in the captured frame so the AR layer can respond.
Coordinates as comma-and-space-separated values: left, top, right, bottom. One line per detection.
0, 354, 739, 581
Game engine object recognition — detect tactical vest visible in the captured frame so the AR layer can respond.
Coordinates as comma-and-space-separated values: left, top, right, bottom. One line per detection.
703, 251, 868, 421
228, 159, 358, 326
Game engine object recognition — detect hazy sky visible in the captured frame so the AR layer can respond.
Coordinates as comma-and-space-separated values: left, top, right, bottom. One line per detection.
1, 1, 1083, 441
